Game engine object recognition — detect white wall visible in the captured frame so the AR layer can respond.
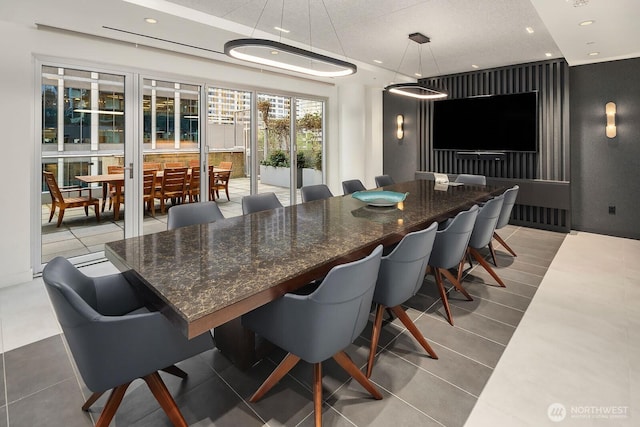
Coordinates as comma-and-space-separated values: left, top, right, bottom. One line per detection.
0, 20, 389, 287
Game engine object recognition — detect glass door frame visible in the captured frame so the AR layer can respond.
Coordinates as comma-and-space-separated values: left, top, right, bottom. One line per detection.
32, 57, 137, 273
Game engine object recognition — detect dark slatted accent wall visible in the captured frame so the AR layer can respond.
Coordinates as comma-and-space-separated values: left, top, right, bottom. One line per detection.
421, 59, 570, 181
419, 60, 571, 231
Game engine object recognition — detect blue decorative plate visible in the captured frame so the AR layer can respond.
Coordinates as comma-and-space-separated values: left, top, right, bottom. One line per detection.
352, 191, 408, 207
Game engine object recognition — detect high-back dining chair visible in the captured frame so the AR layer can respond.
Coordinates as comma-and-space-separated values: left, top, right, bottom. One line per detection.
491, 185, 520, 265
454, 174, 486, 185
366, 223, 439, 378
342, 179, 366, 195
103, 165, 124, 213
218, 161, 233, 170
427, 205, 479, 325
43, 171, 100, 227
142, 169, 157, 217
374, 175, 395, 187
154, 167, 188, 214
187, 166, 201, 203
42, 256, 213, 427
167, 201, 224, 230
242, 192, 282, 214
458, 195, 506, 287
209, 168, 231, 201
300, 184, 333, 202
242, 246, 384, 427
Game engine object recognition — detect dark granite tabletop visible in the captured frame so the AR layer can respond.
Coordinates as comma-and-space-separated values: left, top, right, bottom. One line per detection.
105, 180, 504, 338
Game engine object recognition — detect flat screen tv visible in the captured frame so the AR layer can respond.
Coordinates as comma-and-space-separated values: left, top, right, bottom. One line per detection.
432, 92, 538, 152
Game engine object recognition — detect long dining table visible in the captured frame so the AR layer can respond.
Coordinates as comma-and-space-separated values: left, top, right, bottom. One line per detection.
105, 179, 505, 368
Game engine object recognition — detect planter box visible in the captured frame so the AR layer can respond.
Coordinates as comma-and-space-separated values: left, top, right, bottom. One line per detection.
260, 165, 302, 188
302, 168, 323, 186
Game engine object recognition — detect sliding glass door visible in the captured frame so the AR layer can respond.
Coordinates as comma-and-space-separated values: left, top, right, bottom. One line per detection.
40, 65, 129, 265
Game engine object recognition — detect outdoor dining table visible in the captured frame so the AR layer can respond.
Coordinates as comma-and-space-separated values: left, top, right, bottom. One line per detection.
104, 179, 505, 369
76, 167, 230, 221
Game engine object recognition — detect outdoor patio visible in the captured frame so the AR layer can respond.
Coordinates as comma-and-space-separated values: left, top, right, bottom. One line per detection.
41, 177, 302, 263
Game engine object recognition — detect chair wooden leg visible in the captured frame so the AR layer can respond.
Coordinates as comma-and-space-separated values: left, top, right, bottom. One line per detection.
143, 372, 188, 427
93, 203, 100, 222
56, 207, 65, 227
366, 304, 386, 378
489, 241, 498, 266
493, 232, 517, 257
48, 202, 56, 223
433, 268, 454, 325
469, 247, 506, 287
313, 362, 323, 427
161, 365, 189, 379
225, 187, 230, 201
390, 305, 438, 359
250, 353, 301, 402
81, 391, 105, 411
94, 382, 131, 427
84, 205, 89, 216
332, 351, 382, 400
440, 268, 473, 301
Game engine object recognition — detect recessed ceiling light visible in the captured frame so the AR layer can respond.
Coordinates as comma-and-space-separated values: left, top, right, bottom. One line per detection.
588, 51, 600, 56
274, 26, 290, 33
545, 52, 553, 57
144, 18, 157, 24
526, 27, 534, 34
373, 59, 383, 64
586, 41, 595, 45
471, 64, 479, 69
579, 20, 594, 26
271, 50, 279, 55
414, 73, 422, 77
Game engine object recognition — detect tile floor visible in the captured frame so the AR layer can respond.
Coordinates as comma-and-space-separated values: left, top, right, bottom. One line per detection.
2, 228, 638, 426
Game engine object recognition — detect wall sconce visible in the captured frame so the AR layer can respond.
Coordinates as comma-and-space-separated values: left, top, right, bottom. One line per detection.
606, 102, 616, 138
396, 114, 404, 139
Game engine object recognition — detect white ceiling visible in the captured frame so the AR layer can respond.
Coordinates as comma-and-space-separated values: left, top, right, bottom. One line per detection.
3, 0, 639, 84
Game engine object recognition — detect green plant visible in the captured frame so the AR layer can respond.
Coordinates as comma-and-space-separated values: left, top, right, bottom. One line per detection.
260, 150, 309, 168
260, 149, 288, 167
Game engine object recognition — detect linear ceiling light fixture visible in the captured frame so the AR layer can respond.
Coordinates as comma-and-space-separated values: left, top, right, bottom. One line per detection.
385, 33, 448, 100
225, 39, 356, 77
224, 0, 356, 77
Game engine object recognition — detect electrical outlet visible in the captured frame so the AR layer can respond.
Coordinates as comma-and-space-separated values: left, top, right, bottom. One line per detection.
609, 206, 616, 215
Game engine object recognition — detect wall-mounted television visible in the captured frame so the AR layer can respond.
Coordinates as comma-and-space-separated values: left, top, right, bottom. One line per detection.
432, 92, 538, 152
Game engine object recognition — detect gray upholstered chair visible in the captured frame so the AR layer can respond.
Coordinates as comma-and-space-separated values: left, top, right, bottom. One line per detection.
341, 179, 366, 195
427, 205, 479, 325
458, 195, 506, 287
366, 223, 439, 378
42, 256, 213, 427
242, 246, 384, 427
454, 174, 486, 185
167, 201, 224, 230
491, 185, 520, 265
300, 184, 333, 202
374, 175, 395, 187
241, 192, 283, 214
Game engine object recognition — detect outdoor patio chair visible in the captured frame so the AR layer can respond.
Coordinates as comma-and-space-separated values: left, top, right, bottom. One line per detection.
43, 171, 100, 227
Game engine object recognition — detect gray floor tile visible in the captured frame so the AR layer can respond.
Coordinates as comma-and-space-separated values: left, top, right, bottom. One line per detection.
4, 335, 75, 403
412, 315, 505, 368
0, 405, 6, 427
7, 379, 92, 427
445, 293, 526, 327
369, 350, 477, 427
381, 332, 493, 397
463, 281, 532, 311
464, 271, 539, 298
0, 358, 4, 407
327, 384, 442, 427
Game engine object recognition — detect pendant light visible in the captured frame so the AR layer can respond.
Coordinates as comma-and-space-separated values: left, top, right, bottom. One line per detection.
385, 33, 448, 100
224, 0, 357, 78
